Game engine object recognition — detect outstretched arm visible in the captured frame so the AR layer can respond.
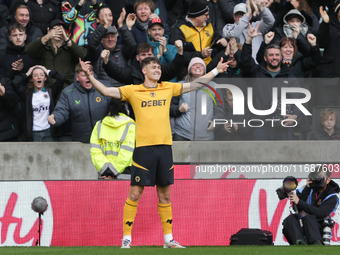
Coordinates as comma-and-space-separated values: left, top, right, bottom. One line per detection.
79, 59, 122, 99
182, 58, 231, 94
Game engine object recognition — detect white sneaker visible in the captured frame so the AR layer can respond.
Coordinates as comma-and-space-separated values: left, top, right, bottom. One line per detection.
163, 239, 186, 248
121, 239, 131, 248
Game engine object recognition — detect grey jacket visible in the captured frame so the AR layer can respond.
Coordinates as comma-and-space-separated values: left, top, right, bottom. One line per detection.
52, 75, 111, 143
88, 24, 136, 87
174, 81, 216, 141
222, 7, 274, 63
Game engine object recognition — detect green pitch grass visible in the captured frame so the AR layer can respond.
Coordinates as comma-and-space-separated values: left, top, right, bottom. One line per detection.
0, 246, 339, 255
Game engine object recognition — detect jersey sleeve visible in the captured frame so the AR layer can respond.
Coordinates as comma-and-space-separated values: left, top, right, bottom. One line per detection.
118, 85, 134, 101
172, 82, 183, 97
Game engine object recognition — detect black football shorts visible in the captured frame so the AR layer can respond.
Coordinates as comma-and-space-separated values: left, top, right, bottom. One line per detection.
130, 145, 174, 186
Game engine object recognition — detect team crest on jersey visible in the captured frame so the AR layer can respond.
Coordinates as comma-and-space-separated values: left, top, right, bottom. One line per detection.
44, 93, 49, 98
96, 97, 101, 102
150, 91, 156, 97
205, 31, 210, 37
135, 176, 140, 182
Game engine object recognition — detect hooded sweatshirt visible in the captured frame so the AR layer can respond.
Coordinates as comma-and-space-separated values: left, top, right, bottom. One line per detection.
283, 9, 309, 38
272, 9, 314, 57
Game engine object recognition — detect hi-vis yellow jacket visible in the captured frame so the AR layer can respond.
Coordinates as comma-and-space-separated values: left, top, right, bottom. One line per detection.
90, 113, 136, 176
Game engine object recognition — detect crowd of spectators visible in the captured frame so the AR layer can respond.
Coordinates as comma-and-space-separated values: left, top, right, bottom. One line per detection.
1, 0, 340, 142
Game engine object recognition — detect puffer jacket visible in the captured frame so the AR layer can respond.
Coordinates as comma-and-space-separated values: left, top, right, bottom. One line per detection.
87, 24, 136, 87
52, 75, 111, 143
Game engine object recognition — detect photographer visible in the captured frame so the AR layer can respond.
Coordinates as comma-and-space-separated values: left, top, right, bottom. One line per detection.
282, 166, 339, 245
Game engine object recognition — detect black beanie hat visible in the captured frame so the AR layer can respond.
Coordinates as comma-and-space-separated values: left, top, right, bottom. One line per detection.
335, 0, 340, 14
188, 0, 209, 18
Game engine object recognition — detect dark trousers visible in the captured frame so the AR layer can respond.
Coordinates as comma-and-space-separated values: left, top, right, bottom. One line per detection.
282, 214, 323, 245
173, 133, 190, 141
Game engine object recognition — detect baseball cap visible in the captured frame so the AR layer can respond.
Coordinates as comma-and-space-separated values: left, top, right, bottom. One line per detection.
49, 19, 68, 29
148, 18, 164, 29
233, 3, 247, 14
106, 26, 118, 35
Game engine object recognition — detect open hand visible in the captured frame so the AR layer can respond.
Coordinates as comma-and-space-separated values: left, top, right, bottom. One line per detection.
319, 6, 329, 23
48, 26, 63, 40
36, 65, 49, 75
26, 65, 38, 77
117, 7, 126, 28
126, 13, 137, 29
158, 36, 168, 52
